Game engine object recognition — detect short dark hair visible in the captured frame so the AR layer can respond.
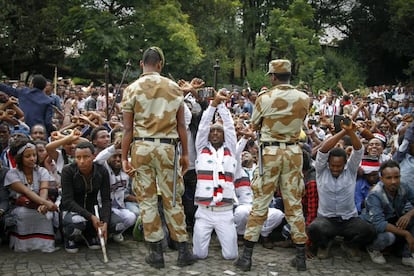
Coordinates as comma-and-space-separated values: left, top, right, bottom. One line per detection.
110, 127, 123, 143
328, 147, 347, 163
9, 135, 31, 158
33, 140, 47, 147
30, 124, 46, 133
31, 74, 47, 90
0, 122, 10, 133
90, 126, 108, 142
76, 141, 95, 154
272, 73, 291, 82
142, 47, 163, 66
379, 160, 400, 176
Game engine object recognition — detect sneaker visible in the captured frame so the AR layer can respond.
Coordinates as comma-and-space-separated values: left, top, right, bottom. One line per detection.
65, 239, 79, 253
82, 235, 101, 250
367, 248, 386, 264
112, 233, 124, 243
341, 243, 361, 262
402, 256, 414, 267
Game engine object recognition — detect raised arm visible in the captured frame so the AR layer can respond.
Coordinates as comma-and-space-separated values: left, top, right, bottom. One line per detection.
319, 117, 361, 153
217, 103, 236, 154
46, 129, 85, 161
0, 83, 19, 98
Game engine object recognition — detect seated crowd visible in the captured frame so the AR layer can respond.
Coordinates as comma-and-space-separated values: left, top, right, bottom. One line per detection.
0, 73, 414, 270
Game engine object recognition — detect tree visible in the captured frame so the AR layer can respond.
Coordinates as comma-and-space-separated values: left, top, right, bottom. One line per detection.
59, 3, 129, 80
266, 0, 322, 86
239, 0, 292, 80
321, 48, 366, 92
132, 1, 203, 79
59, 0, 203, 82
0, 0, 71, 79
388, 0, 414, 82
179, 0, 242, 85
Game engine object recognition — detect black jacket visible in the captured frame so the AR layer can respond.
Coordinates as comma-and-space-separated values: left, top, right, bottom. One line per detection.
61, 162, 111, 223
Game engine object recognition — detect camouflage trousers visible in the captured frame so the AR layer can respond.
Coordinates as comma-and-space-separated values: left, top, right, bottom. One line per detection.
244, 144, 307, 244
130, 140, 188, 243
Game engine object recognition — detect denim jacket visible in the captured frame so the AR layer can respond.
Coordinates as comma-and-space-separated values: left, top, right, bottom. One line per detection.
361, 181, 414, 233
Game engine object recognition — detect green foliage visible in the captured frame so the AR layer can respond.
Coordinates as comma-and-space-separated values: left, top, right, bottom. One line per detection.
388, 0, 414, 81
403, 60, 414, 81
245, 69, 268, 92
61, 5, 129, 76
254, 36, 271, 69
140, 1, 203, 78
266, 0, 325, 90
71, 77, 92, 85
58, 0, 203, 81
178, 0, 241, 83
0, 0, 69, 78
0, 0, 411, 87
320, 49, 366, 93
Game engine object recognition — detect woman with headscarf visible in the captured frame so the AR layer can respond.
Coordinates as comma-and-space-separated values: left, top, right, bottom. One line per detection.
4, 136, 58, 252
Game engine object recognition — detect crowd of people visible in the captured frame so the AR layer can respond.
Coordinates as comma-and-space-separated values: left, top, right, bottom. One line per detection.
0, 46, 414, 272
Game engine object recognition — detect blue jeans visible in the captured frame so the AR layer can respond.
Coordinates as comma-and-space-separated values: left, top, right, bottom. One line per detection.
368, 218, 414, 258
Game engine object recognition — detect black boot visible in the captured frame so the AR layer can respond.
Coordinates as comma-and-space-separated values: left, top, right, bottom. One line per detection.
145, 241, 165, 269
290, 244, 306, 271
177, 241, 197, 267
234, 240, 255, 271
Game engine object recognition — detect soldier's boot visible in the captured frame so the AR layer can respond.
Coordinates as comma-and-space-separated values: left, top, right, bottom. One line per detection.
145, 241, 165, 269
177, 241, 197, 267
234, 240, 255, 271
290, 244, 307, 271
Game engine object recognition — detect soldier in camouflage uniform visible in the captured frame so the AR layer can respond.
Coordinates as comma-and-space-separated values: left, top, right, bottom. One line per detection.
235, 59, 309, 271
121, 47, 196, 269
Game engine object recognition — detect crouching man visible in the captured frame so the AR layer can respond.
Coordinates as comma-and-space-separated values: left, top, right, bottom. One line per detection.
362, 160, 414, 266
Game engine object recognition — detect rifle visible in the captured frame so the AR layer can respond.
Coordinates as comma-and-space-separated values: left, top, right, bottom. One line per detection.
94, 205, 109, 263
108, 60, 131, 119
257, 131, 264, 176
172, 141, 181, 207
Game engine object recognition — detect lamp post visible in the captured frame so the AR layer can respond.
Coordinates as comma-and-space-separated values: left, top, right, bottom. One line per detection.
213, 59, 220, 91
104, 59, 109, 120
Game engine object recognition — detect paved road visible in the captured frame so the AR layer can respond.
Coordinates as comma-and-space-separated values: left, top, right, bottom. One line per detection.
0, 236, 412, 276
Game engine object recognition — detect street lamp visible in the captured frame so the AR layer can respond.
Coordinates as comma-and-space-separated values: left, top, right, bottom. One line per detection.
213, 59, 220, 91
104, 59, 109, 120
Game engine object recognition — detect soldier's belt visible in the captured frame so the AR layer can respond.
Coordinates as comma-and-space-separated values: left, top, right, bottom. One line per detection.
133, 137, 177, 145
199, 205, 233, 212
262, 141, 297, 147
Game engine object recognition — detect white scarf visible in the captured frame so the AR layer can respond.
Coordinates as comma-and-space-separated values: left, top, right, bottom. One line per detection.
210, 145, 225, 204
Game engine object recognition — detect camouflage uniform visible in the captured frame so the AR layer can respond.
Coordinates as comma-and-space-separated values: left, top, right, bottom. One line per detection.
243, 83, 309, 245
121, 72, 188, 243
